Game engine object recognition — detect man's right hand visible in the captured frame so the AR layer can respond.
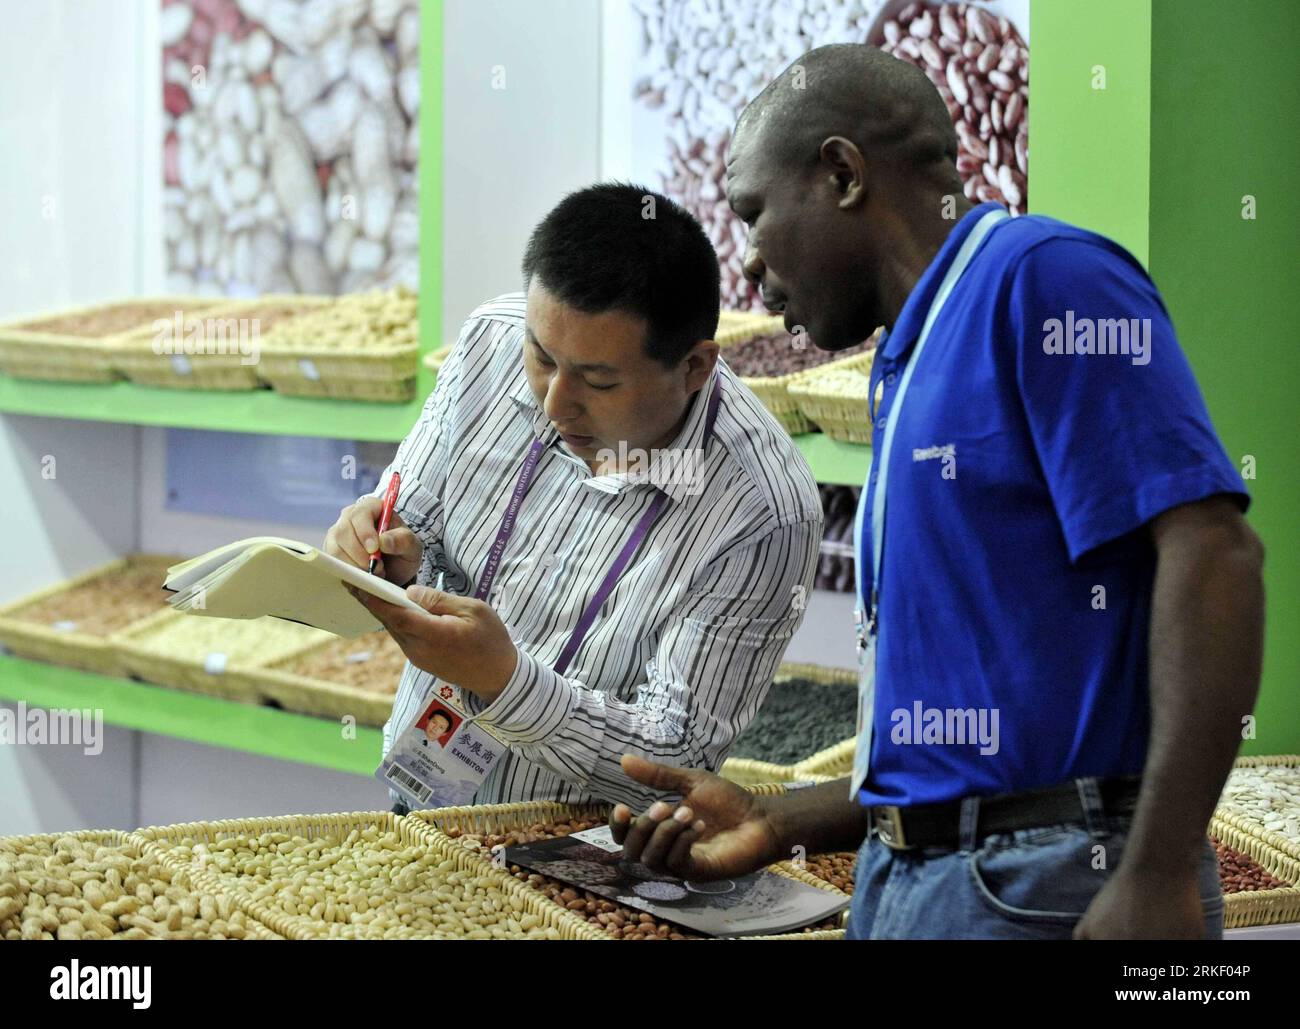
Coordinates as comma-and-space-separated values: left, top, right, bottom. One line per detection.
325, 496, 423, 587
609, 755, 784, 881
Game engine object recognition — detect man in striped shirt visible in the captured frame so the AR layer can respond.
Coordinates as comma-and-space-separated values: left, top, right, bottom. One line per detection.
327, 183, 823, 810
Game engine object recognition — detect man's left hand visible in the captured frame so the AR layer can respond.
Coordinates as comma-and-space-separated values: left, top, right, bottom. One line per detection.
347, 583, 518, 704
1074, 865, 1207, 939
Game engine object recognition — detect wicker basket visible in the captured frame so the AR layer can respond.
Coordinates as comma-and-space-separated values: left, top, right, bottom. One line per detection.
107, 294, 332, 391
1223, 886, 1300, 930
136, 810, 604, 939
247, 633, 400, 727
0, 296, 217, 383
716, 311, 784, 348
422, 344, 454, 375
0, 828, 282, 939
256, 288, 419, 402
112, 608, 332, 703
412, 795, 847, 939
740, 371, 814, 436
1211, 755, 1300, 880
719, 755, 803, 787
0, 554, 181, 678
787, 349, 878, 443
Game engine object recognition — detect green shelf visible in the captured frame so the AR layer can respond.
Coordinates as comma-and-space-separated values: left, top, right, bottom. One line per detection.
793, 433, 871, 487
0, 376, 425, 443
0, 654, 383, 776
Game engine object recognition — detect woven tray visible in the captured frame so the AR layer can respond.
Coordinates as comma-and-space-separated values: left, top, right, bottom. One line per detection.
256, 288, 419, 402
107, 294, 332, 391
1211, 755, 1300, 882
1223, 886, 1300, 930
135, 810, 604, 939
413, 795, 847, 939
112, 608, 332, 704
716, 311, 784, 348
0, 296, 215, 383
740, 371, 814, 436
0, 828, 281, 939
0, 554, 181, 678
247, 632, 401, 727
787, 349, 878, 443
422, 343, 453, 375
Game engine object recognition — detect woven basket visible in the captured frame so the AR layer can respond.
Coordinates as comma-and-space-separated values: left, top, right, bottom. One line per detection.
740, 371, 813, 435
136, 810, 604, 939
719, 755, 803, 786
412, 794, 846, 939
422, 344, 454, 375
0, 296, 217, 383
1223, 887, 1300, 930
256, 288, 419, 402
787, 349, 878, 443
0, 554, 181, 678
247, 634, 400, 727
716, 311, 784, 348
107, 294, 332, 391
794, 737, 858, 780
0, 828, 282, 939
112, 608, 331, 704
1211, 755, 1300, 879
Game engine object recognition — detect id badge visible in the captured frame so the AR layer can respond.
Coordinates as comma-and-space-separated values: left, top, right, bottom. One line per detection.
849, 626, 876, 800
375, 689, 504, 809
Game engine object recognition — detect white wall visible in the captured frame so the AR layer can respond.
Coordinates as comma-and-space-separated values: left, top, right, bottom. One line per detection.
440, 0, 603, 339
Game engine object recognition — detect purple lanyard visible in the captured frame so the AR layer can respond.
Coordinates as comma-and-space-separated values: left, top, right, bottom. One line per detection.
475, 377, 723, 676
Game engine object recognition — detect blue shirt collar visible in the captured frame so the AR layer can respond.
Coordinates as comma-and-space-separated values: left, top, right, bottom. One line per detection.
878, 202, 1006, 362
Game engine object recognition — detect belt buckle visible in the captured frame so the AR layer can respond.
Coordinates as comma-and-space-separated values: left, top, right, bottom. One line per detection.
874, 806, 911, 850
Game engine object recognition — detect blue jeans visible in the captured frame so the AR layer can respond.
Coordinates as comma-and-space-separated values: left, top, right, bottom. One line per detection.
845, 812, 1224, 940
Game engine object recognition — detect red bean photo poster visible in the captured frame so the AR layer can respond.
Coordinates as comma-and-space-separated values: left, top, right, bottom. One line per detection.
625, 0, 1029, 311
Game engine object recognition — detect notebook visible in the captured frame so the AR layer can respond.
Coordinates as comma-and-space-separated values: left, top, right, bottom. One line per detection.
162, 536, 425, 638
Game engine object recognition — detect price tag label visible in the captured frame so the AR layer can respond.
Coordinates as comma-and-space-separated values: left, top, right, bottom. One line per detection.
51, 620, 79, 633
171, 354, 193, 376
298, 358, 320, 381
203, 651, 228, 675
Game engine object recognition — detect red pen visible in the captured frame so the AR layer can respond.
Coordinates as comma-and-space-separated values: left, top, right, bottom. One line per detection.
369, 472, 401, 575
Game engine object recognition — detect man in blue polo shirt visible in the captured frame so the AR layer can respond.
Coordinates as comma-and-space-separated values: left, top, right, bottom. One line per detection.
607, 44, 1265, 940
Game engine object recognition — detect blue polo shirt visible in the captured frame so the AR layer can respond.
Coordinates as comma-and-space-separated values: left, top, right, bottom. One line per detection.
858, 203, 1249, 808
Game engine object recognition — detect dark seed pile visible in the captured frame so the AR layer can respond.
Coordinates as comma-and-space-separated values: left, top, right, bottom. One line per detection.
722, 331, 877, 379
730, 677, 858, 766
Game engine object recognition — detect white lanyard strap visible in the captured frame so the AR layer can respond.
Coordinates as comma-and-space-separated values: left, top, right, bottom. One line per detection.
861, 208, 1010, 624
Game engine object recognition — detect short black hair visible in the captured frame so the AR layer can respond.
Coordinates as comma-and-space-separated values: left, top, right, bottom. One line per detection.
521, 182, 721, 366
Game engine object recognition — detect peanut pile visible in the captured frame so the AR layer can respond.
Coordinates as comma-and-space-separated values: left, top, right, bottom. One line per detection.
286, 629, 406, 692
260, 287, 417, 352
1213, 838, 1292, 895
162, 824, 565, 939
13, 300, 200, 339
800, 852, 857, 895
0, 834, 265, 940
446, 817, 842, 938
11, 558, 176, 636
126, 612, 331, 667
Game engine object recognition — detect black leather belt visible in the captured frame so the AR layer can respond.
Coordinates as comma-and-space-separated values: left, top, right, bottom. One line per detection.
871, 776, 1141, 851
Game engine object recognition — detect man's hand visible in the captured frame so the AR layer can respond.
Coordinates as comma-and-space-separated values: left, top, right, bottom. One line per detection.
348, 584, 518, 703
325, 496, 422, 587
1074, 866, 1207, 939
609, 755, 783, 880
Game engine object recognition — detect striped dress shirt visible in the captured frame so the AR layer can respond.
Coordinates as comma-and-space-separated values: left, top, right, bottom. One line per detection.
370, 292, 823, 809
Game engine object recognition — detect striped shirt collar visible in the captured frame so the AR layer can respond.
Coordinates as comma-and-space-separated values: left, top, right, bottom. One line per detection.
507, 366, 722, 504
